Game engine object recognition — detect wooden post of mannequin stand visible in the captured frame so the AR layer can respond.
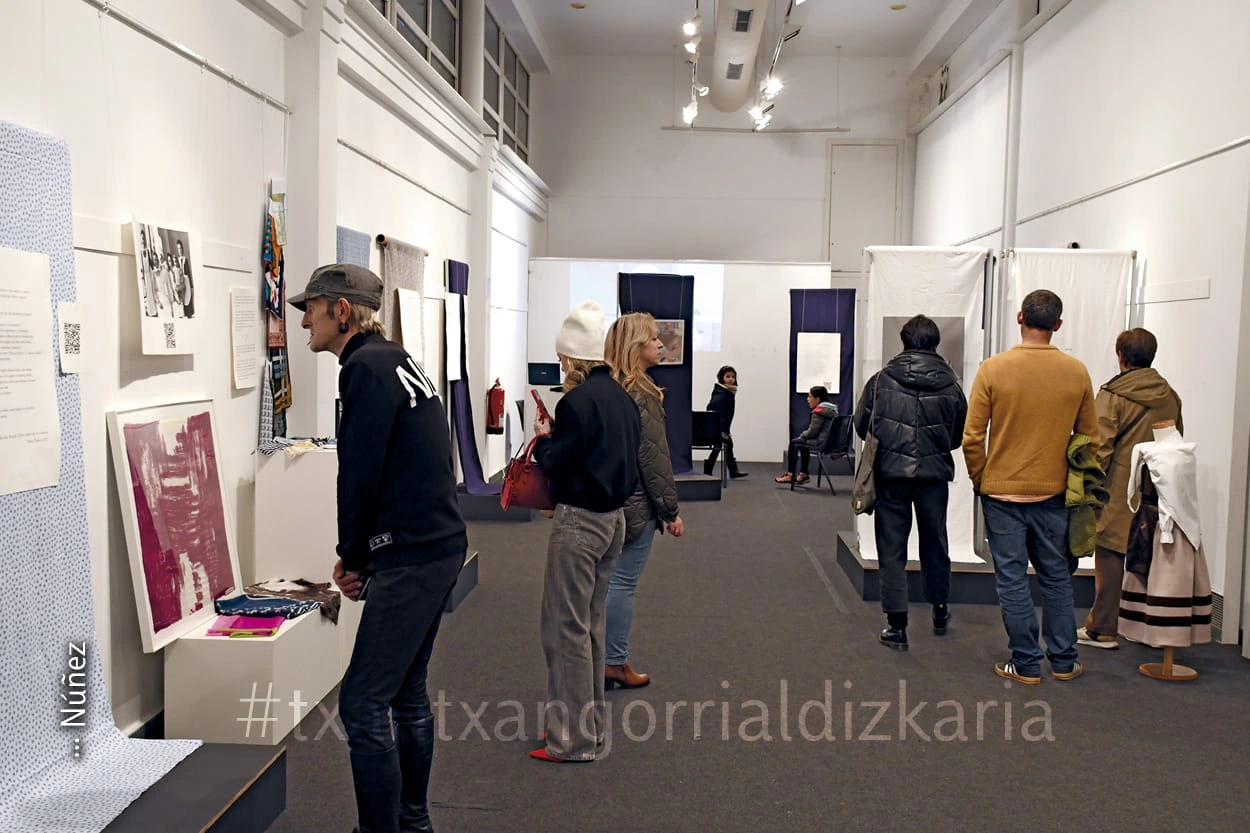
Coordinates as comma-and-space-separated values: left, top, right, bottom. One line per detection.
1137, 418, 1199, 682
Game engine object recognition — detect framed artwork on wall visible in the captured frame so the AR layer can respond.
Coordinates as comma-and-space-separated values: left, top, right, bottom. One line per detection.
107, 400, 241, 652
131, 219, 199, 355
655, 319, 685, 365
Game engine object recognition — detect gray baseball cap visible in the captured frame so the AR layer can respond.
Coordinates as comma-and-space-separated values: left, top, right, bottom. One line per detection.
288, 263, 383, 312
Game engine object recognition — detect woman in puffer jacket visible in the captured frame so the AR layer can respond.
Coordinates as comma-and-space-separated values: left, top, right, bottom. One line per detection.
602, 312, 685, 689
775, 386, 838, 484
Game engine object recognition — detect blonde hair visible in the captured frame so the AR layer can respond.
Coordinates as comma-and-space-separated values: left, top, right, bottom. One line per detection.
605, 312, 664, 402
561, 357, 605, 392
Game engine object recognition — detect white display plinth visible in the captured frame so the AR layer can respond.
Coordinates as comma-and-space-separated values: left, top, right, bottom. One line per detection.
164, 609, 343, 745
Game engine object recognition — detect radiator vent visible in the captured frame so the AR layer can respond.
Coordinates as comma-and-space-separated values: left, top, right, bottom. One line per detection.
733, 9, 754, 32
1212, 591, 1225, 641
726, 62, 744, 80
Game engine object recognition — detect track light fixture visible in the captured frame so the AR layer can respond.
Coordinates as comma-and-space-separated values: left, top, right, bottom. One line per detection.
684, 35, 701, 55
761, 76, 784, 100
683, 13, 702, 37
695, 84, 709, 97
682, 99, 699, 125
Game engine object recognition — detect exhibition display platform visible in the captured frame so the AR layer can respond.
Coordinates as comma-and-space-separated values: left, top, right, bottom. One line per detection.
456, 487, 536, 522
103, 744, 285, 833
675, 470, 722, 502
836, 531, 1096, 608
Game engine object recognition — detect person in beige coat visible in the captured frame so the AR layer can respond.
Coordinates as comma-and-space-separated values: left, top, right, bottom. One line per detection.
1080, 328, 1183, 649
602, 312, 685, 689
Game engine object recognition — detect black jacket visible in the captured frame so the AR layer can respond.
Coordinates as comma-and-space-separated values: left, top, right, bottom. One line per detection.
535, 366, 641, 513
624, 389, 680, 544
706, 383, 736, 434
854, 350, 967, 481
336, 332, 466, 572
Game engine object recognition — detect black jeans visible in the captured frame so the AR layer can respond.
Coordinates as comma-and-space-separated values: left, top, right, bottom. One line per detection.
705, 435, 740, 475
786, 441, 813, 475
339, 551, 463, 833
873, 478, 951, 616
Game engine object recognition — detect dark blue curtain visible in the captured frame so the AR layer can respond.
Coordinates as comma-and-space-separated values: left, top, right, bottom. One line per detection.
447, 260, 498, 495
789, 289, 856, 439
619, 273, 695, 474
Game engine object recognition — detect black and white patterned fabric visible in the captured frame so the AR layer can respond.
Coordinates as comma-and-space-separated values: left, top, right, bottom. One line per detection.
0, 121, 199, 833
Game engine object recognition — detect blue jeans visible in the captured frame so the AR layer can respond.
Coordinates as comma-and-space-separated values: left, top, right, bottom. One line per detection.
604, 519, 657, 666
981, 496, 1078, 676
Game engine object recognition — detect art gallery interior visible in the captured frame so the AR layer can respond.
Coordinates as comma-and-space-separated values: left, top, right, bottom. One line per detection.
2, 0, 1249, 831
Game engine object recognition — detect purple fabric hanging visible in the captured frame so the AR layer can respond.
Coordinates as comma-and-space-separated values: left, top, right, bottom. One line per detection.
789, 289, 856, 439
447, 260, 499, 495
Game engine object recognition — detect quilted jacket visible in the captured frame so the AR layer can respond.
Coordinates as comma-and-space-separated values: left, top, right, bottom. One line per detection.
623, 388, 680, 544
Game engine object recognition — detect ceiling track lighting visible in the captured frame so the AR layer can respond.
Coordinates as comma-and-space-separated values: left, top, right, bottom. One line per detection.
747, 0, 805, 129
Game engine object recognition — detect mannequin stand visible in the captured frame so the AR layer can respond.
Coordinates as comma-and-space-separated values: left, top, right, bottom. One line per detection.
1139, 646, 1198, 681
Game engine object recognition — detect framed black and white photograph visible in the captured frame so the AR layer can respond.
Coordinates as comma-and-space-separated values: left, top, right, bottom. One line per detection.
132, 219, 198, 355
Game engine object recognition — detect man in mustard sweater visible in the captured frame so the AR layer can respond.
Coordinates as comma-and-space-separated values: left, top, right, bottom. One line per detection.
963, 289, 1099, 685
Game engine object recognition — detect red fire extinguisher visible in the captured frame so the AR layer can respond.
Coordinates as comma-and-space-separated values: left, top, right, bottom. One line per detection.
486, 378, 505, 435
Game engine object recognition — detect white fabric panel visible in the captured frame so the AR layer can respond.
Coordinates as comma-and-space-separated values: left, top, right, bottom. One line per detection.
445, 292, 464, 383
857, 247, 989, 563
1004, 249, 1133, 388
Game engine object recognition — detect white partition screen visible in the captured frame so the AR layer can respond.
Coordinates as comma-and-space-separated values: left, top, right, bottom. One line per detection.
1001, 249, 1135, 389
857, 247, 990, 564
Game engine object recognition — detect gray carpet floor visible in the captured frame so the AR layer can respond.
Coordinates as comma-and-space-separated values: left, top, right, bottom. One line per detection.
267, 467, 1250, 833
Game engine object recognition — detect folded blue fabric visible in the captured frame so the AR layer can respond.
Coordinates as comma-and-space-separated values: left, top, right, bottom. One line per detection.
214, 594, 320, 620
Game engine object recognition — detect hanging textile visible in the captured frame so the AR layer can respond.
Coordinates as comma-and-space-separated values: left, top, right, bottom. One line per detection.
377, 234, 426, 362
857, 246, 989, 564
336, 225, 371, 267
618, 273, 695, 474
446, 260, 499, 495
0, 120, 198, 833
263, 195, 290, 436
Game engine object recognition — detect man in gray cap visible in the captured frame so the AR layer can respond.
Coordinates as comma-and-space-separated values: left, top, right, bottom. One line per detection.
291, 264, 465, 833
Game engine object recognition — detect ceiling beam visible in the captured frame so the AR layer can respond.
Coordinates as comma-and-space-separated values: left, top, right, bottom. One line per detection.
907, 0, 1001, 78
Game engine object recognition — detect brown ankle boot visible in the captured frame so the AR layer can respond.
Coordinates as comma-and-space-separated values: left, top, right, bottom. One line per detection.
605, 663, 650, 689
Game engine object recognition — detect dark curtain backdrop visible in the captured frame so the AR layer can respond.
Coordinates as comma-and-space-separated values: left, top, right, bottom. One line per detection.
619, 273, 695, 474
789, 289, 856, 439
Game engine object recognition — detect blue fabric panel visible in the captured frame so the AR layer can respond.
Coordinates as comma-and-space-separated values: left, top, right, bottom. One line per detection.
789, 289, 856, 439
0, 121, 199, 832
618, 273, 695, 474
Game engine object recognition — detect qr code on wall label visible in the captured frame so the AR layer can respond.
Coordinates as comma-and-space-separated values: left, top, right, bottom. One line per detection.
164, 322, 176, 350
62, 322, 81, 355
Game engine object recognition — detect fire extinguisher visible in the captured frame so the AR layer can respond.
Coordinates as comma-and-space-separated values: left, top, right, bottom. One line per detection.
486, 378, 505, 435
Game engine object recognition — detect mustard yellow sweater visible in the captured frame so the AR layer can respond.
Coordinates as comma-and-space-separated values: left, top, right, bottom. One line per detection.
962, 344, 1098, 496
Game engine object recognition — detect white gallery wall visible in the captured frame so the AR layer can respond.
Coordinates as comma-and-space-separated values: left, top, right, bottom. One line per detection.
0, 0, 287, 732
0, 0, 548, 734
531, 54, 909, 262
1012, 0, 1250, 603
913, 0, 1250, 621
913, 58, 1009, 246
528, 259, 834, 463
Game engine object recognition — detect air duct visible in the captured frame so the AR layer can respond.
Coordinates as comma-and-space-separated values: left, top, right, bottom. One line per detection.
708, 0, 771, 113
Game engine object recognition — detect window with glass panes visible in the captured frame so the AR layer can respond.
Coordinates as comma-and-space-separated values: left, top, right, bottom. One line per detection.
482, 8, 530, 162
371, 0, 460, 89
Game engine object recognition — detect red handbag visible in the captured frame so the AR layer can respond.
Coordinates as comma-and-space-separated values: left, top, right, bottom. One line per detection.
500, 436, 554, 511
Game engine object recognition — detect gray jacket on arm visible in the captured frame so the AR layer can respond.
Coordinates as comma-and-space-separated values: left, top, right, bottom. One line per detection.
623, 388, 680, 545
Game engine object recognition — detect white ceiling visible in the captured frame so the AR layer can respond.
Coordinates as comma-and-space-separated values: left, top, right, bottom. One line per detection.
527, 0, 952, 58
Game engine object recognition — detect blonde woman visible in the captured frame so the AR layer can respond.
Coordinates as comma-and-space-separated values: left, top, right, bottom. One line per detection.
602, 312, 686, 690
530, 301, 641, 763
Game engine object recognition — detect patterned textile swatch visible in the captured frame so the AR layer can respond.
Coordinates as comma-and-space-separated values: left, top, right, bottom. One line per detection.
336, 225, 371, 268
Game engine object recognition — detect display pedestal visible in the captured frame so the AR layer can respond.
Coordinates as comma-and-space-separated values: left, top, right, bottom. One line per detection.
164, 611, 342, 745
1140, 645, 1199, 681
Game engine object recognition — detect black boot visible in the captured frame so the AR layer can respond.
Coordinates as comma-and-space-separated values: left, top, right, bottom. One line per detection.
880, 612, 908, 650
932, 603, 950, 635
704, 448, 720, 476
396, 716, 436, 833
350, 747, 401, 833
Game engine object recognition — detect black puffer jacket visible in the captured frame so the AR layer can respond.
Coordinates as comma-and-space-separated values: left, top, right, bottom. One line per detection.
706, 383, 736, 434
623, 389, 680, 544
853, 350, 967, 481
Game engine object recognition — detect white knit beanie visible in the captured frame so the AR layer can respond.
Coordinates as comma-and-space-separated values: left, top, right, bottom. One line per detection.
555, 300, 606, 361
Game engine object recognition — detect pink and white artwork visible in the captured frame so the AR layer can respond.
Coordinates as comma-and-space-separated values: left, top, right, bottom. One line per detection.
108, 400, 241, 652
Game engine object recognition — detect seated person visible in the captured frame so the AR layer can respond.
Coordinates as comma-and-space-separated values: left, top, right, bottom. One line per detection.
776, 386, 837, 484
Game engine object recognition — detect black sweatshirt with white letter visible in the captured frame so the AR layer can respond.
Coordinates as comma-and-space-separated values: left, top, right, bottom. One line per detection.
336, 332, 466, 573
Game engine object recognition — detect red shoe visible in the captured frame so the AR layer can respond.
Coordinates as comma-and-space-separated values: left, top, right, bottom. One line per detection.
775, 472, 794, 484
529, 748, 587, 763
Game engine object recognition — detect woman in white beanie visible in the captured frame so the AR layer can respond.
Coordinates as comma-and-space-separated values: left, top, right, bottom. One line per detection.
530, 301, 642, 763
602, 312, 685, 690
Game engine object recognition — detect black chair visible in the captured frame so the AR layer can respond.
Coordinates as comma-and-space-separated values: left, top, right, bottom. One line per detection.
690, 410, 727, 485
791, 414, 855, 494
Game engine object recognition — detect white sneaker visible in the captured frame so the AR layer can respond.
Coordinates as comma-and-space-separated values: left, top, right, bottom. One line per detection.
1077, 626, 1119, 649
